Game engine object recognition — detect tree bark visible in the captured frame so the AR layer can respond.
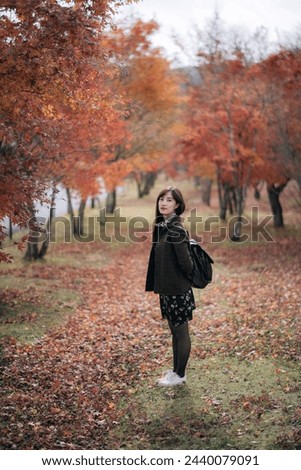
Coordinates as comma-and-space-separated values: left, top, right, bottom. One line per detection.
66, 188, 74, 217
8, 218, 13, 240
218, 181, 230, 221
194, 175, 201, 188
230, 187, 237, 214
254, 180, 264, 200
105, 189, 116, 213
201, 178, 212, 206
38, 187, 56, 259
66, 188, 79, 235
230, 186, 244, 241
23, 187, 57, 261
78, 198, 86, 236
227, 188, 234, 215
136, 171, 157, 198
267, 182, 288, 227
136, 179, 143, 198
254, 187, 260, 200
23, 207, 40, 261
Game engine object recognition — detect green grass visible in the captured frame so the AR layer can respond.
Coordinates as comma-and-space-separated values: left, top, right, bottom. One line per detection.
113, 357, 300, 450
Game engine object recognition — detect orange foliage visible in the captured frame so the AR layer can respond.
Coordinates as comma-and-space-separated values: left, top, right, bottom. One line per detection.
0, 0, 134, 260
253, 49, 301, 185
178, 46, 301, 194
107, 19, 183, 179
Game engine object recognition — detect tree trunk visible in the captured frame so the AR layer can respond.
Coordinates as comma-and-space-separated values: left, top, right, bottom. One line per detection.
218, 181, 230, 221
136, 171, 157, 198
145, 171, 156, 195
23, 207, 40, 261
217, 169, 228, 220
106, 189, 116, 213
38, 187, 56, 259
228, 189, 234, 215
66, 188, 74, 216
201, 178, 212, 206
230, 186, 244, 241
8, 218, 13, 240
23, 238, 39, 261
254, 180, 264, 200
227, 186, 238, 215
78, 198, 86, 236
23, 187, 58, 261
137, 180, 143, 198
267, 182, 288, 227
194, 175, 201, 188
66, 188, 80, 235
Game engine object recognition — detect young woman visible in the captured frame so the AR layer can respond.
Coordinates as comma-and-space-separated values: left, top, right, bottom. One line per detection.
145, 186, 195, 386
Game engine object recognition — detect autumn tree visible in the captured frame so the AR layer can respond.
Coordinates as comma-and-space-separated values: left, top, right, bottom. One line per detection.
176, 13, 300, 235
0, 0, 135, 261
177, 15, 268, 239
254, 49, 301, 226
105, 18, 183, 205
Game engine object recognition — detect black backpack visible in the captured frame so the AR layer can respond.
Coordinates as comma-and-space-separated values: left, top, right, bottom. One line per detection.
189, 239, 214, 289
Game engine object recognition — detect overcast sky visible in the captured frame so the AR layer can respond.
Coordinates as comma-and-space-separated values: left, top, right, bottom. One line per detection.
116, 0, 301, 63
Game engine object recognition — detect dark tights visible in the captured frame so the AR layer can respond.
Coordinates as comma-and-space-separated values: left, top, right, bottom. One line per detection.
168, 320, 191, 378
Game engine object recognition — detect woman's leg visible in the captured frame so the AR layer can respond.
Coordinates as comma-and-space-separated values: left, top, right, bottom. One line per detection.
168, 319, 178, 373
168, 320, 191, 378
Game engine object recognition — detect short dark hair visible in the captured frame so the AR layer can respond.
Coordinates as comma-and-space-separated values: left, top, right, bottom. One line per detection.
155, 186, 186, 220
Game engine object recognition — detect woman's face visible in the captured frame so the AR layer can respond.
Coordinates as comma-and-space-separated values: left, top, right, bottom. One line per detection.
158, 191, 179, 219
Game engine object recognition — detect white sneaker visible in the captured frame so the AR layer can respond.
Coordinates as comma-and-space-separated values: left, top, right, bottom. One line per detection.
158, 373, 186, 387
157, 370, 176, 384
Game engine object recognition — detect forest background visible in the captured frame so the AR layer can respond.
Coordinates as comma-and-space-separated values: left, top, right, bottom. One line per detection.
0, 0, 300, 451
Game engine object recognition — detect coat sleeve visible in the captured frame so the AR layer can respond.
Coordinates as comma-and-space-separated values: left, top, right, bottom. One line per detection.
145, 244, 156, 291
169, 227, 194, 280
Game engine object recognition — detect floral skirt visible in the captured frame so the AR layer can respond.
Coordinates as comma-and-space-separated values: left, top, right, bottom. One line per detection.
159, 288, 196, 327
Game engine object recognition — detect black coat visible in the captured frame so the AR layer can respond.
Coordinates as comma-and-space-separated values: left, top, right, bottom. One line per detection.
145, 214, 194, 295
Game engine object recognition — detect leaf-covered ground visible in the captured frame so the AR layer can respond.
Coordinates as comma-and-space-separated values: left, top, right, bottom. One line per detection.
0, 225, 300, 449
